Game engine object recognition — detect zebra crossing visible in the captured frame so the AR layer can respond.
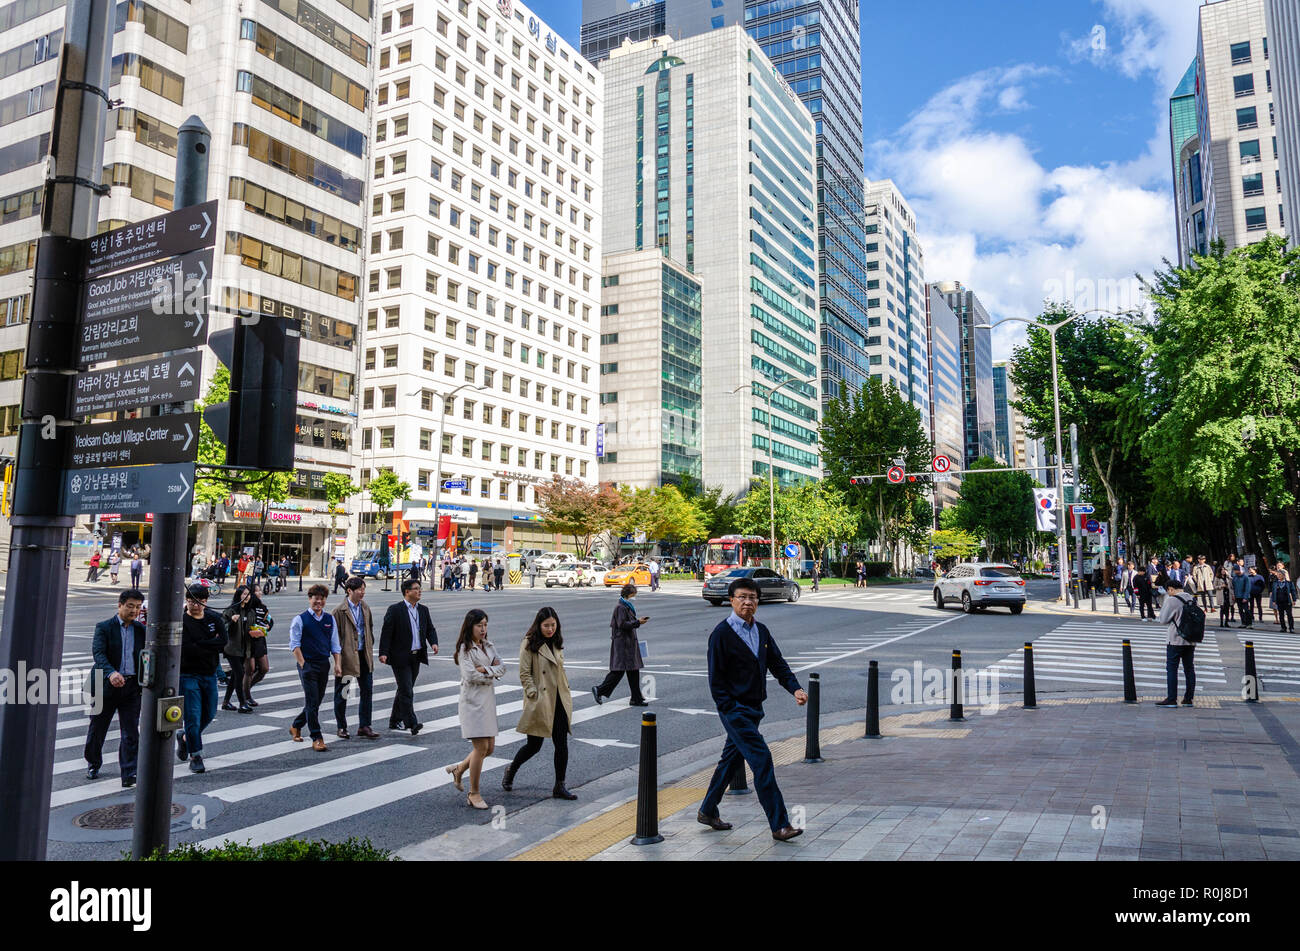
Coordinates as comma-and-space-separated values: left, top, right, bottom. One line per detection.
1236, 631, 1300, 690
783, 614, 966, 671
45, 658, 646, 847
984, 620, 1227, 691
653, 585, 933, 605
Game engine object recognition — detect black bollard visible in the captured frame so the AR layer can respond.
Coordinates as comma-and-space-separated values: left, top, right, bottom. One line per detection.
1121, 639, 1138, 703
631, 712, 663, 845
803, 673, 823, 763
1244, 641, 1260, 702
949, 650, 965, 721
1113, 590, 1119, 615
865, 660, 881, 738
726, 756, 750, 795
1023, 643, 1036, 709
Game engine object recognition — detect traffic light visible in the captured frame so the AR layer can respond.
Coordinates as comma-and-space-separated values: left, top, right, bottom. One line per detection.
204, 313, 301, 471
849, 476, 868, 485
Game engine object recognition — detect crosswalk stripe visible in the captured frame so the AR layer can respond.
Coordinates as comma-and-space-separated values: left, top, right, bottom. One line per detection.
205, 745, 422, 802
250, 676, 448, 712
262, 682, 521, 720
53, 724, 278, 769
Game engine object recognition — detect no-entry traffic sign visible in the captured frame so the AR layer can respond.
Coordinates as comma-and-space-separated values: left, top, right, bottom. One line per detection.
932, 455, 951, 473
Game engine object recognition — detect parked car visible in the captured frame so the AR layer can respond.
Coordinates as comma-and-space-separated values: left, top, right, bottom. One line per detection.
605, 563, 652, 587
933, 563, 1026, 614
532, 551, 577, 572
545, 561, 606, 587
702, 567, 800, 605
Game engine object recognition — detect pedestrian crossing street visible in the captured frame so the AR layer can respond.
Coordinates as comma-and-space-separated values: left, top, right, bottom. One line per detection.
50, 648, 646, 850
1236, 631, 1300, 690
984, 620, 1228, 692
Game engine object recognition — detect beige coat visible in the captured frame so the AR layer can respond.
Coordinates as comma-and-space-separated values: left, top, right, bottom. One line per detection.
458, 640, 505, 739
514, 636, 573, 738
333, 599, 375, 678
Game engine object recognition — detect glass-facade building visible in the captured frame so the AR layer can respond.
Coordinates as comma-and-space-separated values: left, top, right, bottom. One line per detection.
581, 0, 874, 415
992, 363, 1011, 467
935, 282, 995, 467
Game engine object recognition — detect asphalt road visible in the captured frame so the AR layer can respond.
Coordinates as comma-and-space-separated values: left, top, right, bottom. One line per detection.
7, 575, 1133, 858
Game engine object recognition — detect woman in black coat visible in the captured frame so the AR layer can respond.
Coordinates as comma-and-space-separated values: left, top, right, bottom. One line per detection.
591, 583, 649, 706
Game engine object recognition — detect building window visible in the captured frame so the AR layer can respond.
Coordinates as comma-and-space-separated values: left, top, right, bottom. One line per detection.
1245, 207, 1268, 231
1233, 74, 1255, 98
1230, 41, 1252, 65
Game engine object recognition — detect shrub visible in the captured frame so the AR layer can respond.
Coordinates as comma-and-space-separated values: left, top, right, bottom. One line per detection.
133, 836, 395, 861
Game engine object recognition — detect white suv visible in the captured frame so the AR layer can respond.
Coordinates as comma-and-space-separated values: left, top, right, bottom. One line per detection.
934, 563, 1026, 614
533, 552, 576, 572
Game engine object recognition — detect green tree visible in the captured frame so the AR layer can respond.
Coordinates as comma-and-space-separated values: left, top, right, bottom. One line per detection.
366, 469, 412, 538
248, 471, 295, 562
677, 475, 737, 538
535, 476, 625, 558
930, 528, 981, 565
820, 377, 933, 569
323, 472, 360, 566
785, 481, 856, 569
731, 474, 795, 547
618, 485, 708, 552
951, 456, 1037, 561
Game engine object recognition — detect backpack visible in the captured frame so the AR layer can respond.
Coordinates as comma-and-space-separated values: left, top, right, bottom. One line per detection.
1176, 595, 1206, 643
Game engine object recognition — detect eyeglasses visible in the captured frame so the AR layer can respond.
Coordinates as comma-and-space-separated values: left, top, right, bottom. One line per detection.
732, 594, 759, 603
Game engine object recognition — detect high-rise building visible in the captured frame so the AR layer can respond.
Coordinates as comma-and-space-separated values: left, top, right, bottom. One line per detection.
581, 0, 874, 412
934, 281, 994, 468
992, 362, 1013, 468
863, 179, 927, 420
599, 29, 821, 497
1177, 0, 1288, 264
1267, 0, 1300, 243
597, 249, 702, 488
360, 0, 604, 556
1170, 58, 1208, 263
924, 285, 962, 510
0, 0, 377, 570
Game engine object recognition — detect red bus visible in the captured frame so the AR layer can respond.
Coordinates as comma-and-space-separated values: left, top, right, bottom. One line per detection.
703, 535, 772, 576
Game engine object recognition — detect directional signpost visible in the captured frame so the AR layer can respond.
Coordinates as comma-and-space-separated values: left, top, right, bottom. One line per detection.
443, 479, 468, 490
69, 349, 202, 417
82, 200, 216, 278
64, 463, 194, 516
67, 413, 199, 468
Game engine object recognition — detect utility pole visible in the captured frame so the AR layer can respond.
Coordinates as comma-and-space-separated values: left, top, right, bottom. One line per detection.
131, 116, 210, 858
0, 0, 115, 861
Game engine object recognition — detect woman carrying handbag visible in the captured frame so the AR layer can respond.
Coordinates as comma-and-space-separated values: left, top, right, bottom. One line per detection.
446, 609, 505, 809
503, 607, 576, 799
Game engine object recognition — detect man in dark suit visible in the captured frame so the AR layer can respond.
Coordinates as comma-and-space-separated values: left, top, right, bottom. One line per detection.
697, 576, 808, 841
378, 578, 438, 735
84, 589, 147, 786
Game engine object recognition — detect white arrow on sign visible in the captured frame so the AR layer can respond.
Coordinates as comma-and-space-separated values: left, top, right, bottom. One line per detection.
182, 422, 194, 452
192, 309, 205, 338
178, 361, 195, 378
199, 211, 212, 240
575, 738, 635, 749
668, 708, 714, 716
177, 470, 192, 505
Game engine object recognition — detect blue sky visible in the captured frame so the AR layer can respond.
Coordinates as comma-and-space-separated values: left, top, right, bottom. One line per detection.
528, 0, 1203, 357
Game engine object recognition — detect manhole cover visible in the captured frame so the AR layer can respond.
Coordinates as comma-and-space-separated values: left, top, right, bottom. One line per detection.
73, 802, 186, 830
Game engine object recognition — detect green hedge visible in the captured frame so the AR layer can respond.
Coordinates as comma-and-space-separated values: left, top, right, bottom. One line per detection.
134, 836, 395, 861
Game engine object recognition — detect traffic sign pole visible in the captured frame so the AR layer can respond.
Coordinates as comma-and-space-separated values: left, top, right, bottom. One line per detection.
0, 0, 116, 861
133, 116, 210, 860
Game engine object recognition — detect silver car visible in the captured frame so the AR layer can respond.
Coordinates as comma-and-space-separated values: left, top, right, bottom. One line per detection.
933, 562, 1026, 614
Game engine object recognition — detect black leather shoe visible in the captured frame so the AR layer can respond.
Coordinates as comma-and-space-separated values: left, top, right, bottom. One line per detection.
697, 812, 732, 831
389, 721, 406, 731
552, 785, 577, 800
1155, 698, 1179, 707
121, 775, 136, 788
221, 701, 236, 711
591, 686, 603, 705
176, 734, 188, 762
501, 763, 518, 791
410, 723, 423, 736
238, 704, 253, 714
629, 700, 649, 707
84, 766, 99, 781
1181, 697, 1195, 706
189, 755, 205, 773
772, 826, 803, 841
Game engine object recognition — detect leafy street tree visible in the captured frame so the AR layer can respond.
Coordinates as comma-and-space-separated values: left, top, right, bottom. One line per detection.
618, 485, 709, 553
929, 528, 981, 565
950, 456, 1037, 561
731, 474, 795, 546
1142, 235, 1300, 571
323, 473, 361, 567
677, 475, 738, 538
820, 377, 933, 570
365, 470, 412, 536
784, 481, 856, 570
535, 476, 625, 558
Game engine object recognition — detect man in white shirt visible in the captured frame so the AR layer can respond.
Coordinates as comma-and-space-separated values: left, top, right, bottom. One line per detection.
378, 579, 439, 735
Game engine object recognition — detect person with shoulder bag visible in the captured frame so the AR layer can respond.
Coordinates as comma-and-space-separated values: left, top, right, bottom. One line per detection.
503, 607, 576, 800
1156, 577, 1203, 707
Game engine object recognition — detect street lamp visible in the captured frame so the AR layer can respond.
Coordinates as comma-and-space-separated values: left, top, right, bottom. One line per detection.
978, 308, 1140, 603
410, 382, 488, 562
733, 375, 818, 573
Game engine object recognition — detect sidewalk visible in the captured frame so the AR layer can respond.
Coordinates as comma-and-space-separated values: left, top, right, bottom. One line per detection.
401, 685, 1300, 861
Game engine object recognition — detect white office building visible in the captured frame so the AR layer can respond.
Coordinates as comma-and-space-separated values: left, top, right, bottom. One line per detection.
360, 0, 603, 556
600, 28, 821, 498
1267, 0, 1300, 243
0, 0, 377, 572
864, 179, 927, 419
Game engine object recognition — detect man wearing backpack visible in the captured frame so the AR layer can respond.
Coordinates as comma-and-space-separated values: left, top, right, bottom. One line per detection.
1156, 577, 1202, 707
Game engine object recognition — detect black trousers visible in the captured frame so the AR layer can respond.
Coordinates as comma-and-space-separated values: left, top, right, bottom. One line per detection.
1237, 598, 1254, 627
389, 656, 421, 728
596, 669, 643, 703
1138, 593, 1154, 619
1220, 602, 1231, 626
224, 654, 248, 706
291, 657, 331, 740
509, 697, 570, 784
1251, 593, 1264, 619
84, 678, 141, 775
1278, 601, 1295, 632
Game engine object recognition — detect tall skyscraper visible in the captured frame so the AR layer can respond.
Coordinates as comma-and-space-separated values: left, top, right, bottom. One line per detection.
597, 249, 702, 488
992, 363, 1012, 468
581, 0, 873, 413
360, 0, 604, 555
934, 281, 994, 468
600, 29, 821, 497
863, 179, 927, 419
1174, 0, 1288, 265
1267, 0, 1300, 242
925, 285, 962, 510
0, 0, 377, 570
1170, 58, 1208, 263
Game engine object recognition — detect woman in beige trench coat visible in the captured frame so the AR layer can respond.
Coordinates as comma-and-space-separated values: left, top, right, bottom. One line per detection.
446, 609, 505, 809
502, 607, 576, 800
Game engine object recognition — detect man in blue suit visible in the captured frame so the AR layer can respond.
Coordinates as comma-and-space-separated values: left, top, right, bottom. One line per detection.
84, 589, 146, 786
697, 576, 808, 841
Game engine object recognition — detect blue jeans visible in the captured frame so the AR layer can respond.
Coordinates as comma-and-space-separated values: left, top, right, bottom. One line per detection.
179, 672, 218, 755
700, 703, 790, 832
1166, 644, 1195, 701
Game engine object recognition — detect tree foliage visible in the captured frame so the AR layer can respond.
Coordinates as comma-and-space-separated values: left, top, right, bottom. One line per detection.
366, 469, 412, 521
618, 485, 709, 547
950, 456, 1037, 560
784, 481, 856, 563
929, 528, 981, 565
534, 476, 625, 558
